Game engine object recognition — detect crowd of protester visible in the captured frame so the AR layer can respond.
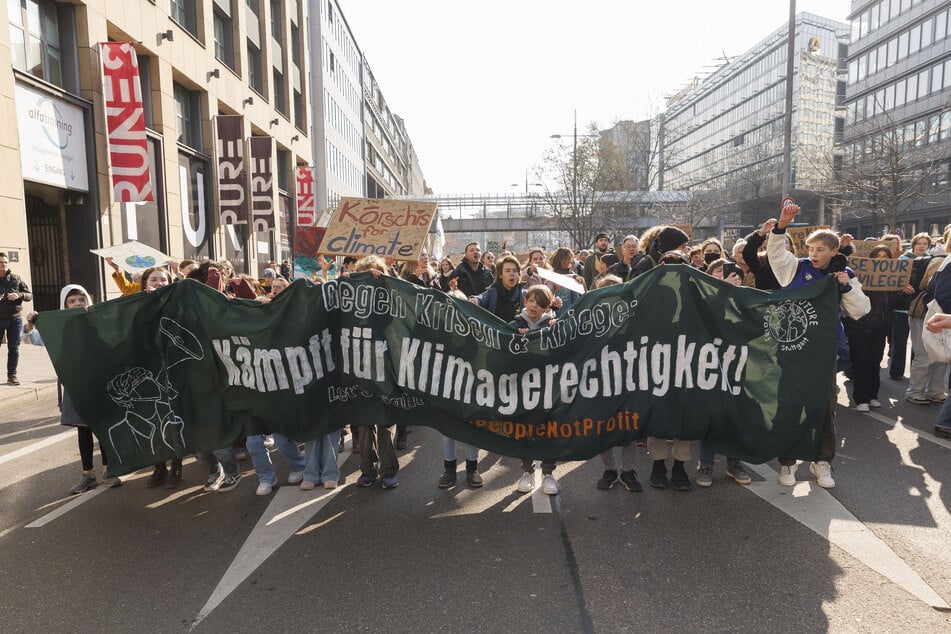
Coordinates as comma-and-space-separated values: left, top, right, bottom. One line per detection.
14, 205, 951, 498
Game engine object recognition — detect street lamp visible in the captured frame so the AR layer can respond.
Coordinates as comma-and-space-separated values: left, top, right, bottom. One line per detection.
510, 169, 543, 193
550, 109, 600, 211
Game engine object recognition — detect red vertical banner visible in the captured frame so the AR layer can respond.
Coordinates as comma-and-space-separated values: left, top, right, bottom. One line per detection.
99, 42, 152, 203
295, 166, 316, 227
249, 136, 274, 231
215, 115, 248, 225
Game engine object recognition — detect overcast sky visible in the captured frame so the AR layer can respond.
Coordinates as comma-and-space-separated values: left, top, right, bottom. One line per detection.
337, 0, 853, 195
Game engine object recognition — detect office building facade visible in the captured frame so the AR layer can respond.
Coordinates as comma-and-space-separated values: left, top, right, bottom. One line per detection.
841, 0, 951, 237
663, 13, 848, 231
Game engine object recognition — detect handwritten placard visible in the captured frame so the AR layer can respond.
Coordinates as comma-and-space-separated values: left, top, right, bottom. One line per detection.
786, 225, 829, 256
847, 256, 912, 291
321, 197, 438, 259
851, 240, 895, 258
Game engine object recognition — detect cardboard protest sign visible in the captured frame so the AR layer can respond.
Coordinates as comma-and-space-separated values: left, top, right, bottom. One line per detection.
847, 256, 912, 291
786, 225, 829, 256
320, 197, 438, 260
91, 241, 169, 273
851, 240, 895, 258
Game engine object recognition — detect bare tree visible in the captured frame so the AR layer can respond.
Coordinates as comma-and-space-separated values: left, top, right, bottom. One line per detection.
833, 96, 951, 233
535, 123, 630, 249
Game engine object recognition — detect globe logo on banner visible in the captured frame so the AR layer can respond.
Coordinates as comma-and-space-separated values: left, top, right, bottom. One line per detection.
763, 300, 819, 352
125, 255, 156, 269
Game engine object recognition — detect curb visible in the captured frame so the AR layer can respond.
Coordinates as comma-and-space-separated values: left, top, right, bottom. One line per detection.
1, 382, 59, 410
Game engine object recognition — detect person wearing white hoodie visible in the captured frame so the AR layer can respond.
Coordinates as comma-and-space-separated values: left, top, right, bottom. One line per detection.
23, 285, 122, 494
508, 285, 561, 495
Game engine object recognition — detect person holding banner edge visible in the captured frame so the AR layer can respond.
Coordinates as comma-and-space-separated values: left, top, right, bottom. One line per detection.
766, 204, 870, 489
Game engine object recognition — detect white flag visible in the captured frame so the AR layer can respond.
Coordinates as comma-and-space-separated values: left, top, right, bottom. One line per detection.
433, 213, 446, 261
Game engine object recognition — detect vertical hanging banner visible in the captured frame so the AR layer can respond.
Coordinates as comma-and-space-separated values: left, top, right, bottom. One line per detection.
249, 136, 275, 231
295, 166, 316, 227
215, 115, 247, 226
100, 42, 152, 203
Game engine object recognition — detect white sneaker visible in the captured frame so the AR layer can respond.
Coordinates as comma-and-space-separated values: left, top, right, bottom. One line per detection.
256, 481, 273, 496
542, 474, 561, 495
778, 464, 796, 486
810, 461, 835, 488
855, 403, 870, 412
517, 472, 535, 493
869, 399, 882, 408
287, 470, 304, 485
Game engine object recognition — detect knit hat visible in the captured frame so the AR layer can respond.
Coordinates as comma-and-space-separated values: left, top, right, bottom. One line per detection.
596, 232, 610, 241
601, 254, 619, 268
654, 227, 690, 254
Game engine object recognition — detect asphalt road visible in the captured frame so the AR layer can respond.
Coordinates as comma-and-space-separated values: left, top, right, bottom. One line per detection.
1, 372, 950, 633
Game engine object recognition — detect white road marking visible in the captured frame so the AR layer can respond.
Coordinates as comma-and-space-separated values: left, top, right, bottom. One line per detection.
25, 486, 108, 527
190, 443, 352, 631
0, 430, 74, 466
744, 462, 950, 610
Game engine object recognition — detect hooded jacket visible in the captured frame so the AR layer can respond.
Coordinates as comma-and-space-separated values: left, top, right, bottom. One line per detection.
509, 307, 556, 331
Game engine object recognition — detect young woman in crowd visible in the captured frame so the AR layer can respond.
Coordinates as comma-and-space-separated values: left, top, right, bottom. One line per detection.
844, 246, 892, 412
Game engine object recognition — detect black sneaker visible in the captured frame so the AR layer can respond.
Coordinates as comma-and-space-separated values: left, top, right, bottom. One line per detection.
596, 469, 619, 490
165, 460, 183, 489
466, 470, 483, 488
670, 461, 692, 491
619, 470, 643, 492
218, 473, 240, 492
438, 470, 457, 488
649, 460, 669, 489
935, 423, 951, 438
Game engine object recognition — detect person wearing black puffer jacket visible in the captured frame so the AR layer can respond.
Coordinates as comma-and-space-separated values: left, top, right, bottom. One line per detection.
0, 252, 32, 385
843, 246, 892, 412
447, 242, 494, 298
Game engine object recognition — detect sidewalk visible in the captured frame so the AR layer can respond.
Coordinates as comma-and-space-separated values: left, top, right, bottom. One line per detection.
0, 339, 59, 408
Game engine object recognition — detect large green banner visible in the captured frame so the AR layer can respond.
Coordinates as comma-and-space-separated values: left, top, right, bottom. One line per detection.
36, 267, 840, 477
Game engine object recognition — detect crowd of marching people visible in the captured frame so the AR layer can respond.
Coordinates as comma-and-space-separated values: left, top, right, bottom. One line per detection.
12, 202, 951, 499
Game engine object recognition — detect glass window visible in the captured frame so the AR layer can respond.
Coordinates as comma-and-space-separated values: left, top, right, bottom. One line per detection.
9, 0, 65, 87
273, 68, 286, 114
896, 78, 907, 107
247, 40, 263, 94
922, 18, 934, 48
270, 0, 281, 39
885, 83, 896, 110
908, 73, 919, 101
910, 24, 921, 55
932, 62, 943, 93
214, 7, 235, 69
898, 32, 909, 59
169, 0, 197, 37
173, 82, 201, 150
941, 111, 951, 141
937, 10, 948, 41
945, 59, 951, 89
919, 69, 930, 97
888, 37, 898, 65
930, 114, 941, 144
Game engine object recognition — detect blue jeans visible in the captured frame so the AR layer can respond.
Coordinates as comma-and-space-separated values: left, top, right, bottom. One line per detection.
936, 397, 951, 428
443, 435, 478, 462
303, 430, 341, 485
195, 446, 239, 477
0, 315, 22, 377
248, 433, 305, 485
